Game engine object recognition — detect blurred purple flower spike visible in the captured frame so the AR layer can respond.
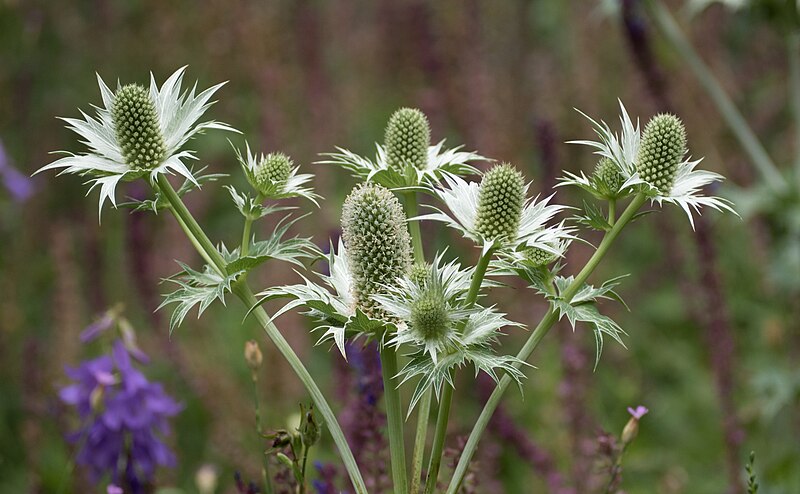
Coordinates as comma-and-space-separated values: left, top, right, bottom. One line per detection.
0, 139, 34, 202
60, 340, 182, 493
79, 313, 115, 343
627, 405, 649, 420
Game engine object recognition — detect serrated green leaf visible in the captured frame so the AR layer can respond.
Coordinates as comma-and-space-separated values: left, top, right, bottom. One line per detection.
574, 199, 612, 231
120, 167, 226, 212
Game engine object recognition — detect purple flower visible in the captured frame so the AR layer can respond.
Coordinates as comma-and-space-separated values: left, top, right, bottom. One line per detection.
0, 139, 34, 202
107, 485, 123, 494
627, 405, 649, 420
79, 313, 115, 343
60, 340, 182, 492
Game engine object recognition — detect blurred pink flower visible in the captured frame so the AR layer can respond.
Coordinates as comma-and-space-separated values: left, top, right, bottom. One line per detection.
627, 405, 649, 420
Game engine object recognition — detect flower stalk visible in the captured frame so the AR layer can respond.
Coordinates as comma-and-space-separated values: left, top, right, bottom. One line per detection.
446, 194, 647, 494
152, 176, 368, 494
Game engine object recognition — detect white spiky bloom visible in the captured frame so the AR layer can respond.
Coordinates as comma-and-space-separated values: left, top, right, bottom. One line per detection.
564, 100, 736, 228
36, 67, 237, 215
418, 173, 573, 255
234, 141, 319, 205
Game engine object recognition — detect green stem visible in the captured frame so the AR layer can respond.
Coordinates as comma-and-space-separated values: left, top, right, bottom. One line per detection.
241, 193, 265, 257
153, 176, 368, 494
603, 443, 630, 494
381, 345, 409, 494
608, 198, 617, 227
424, 247, 493, 493
647, 0, 786, 192
445, 194, 647, 494
251, 372, 274, 494
402, 191, 430, 494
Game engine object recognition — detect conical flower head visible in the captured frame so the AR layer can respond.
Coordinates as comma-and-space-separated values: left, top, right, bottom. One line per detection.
111, 84, 167, 170
636, 114, 686, 194
474, 163, 525, 241
523, 246, 557, 267
384, 108, 431, 172
593, 157, 623, 192
341, 183, 413, 318
410, 289, 450, 341
409, 263, 430, 286
252, 152, 292, 194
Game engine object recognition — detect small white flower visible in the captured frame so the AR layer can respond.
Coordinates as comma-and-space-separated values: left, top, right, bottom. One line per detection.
418, 173, 573, 255
234, 141, 320, 205
36, 67, 238, 216
565, 100, 736, 228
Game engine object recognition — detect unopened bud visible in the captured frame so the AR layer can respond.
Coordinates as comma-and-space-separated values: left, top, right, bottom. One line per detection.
384, 108, 431, 172
299, 403, 321, 447
195, 464, 218, 494
244, 340, 263, 372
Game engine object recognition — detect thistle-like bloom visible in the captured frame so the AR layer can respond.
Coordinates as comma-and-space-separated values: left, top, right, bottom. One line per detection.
60, 341, 181, 492
235, 141, 319, 204
564, 101, 736, 227
318, 107, 486, 188
373, 254, 525, 411
419, 164, 572, 255
341, 183, 412, 318
36, 67, 237, 214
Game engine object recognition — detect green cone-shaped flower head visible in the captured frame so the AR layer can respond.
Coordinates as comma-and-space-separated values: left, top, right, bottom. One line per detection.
593, 157, 623, 193
636, 114, 686, 194
384, 108, 431, 172
523, 246, 557, 267
112, 84, 167, 170
410, 289, 450, 341
409, 263, 430, 286
474, 163, 525, 241
341, 183, 413, 318
252, 152, 292, 194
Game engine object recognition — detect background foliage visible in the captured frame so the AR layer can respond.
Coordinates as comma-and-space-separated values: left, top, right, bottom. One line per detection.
0, 0, 798, 492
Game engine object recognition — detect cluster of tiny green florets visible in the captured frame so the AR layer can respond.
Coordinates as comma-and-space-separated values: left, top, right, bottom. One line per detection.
474, 163, 525, 241
112, 84, 166, 170
409, 263, 430, 286
593, 157, 624, 193
384, 108, 431, 172
523, 246, 557, 267
636, 114, 686, 194
410, 289, 451, 341
251, 152, 292, 194
341, 183, 413, 318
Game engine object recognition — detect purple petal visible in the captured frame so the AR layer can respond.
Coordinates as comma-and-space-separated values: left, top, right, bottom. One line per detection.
80, 314, 115, 343
107, 485, 123, 494
627, 405, 649, 420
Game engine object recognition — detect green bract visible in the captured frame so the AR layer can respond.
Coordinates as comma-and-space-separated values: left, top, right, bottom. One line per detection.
385, 107, 431, 172
112, 84, 167, 171
341, 183, 413, 318
474, 164, 525, 241
636, 114, 686, 195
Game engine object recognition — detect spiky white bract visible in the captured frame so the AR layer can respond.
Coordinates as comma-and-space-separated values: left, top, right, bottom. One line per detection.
372, 253, 525, 412
565, 100, 736, 228
317, 140, 486, 189
36, 67, 238, 215
234, 141, 320, 205
254, 240, 397, 359
418, 173, 572, 255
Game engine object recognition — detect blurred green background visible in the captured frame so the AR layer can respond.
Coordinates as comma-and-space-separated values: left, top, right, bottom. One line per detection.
1, 0, 799, 493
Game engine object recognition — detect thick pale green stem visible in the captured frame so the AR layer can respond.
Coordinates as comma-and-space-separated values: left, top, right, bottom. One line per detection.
424, 248, 493, 493
402, 191, 431, 494
153, 176, 368, 494
446, 194, 647, 494
381, 346, 409, 494
648, 0, 786, 192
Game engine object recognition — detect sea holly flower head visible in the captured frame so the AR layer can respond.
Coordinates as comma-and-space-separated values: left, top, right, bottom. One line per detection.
565, 100, 736, 228
341, 182, 413, 319
235, 141, 319, 204
35, 67, 238, 216
372, 253, 525, 412
318, 107, 486, 189
419, 164, 572, 255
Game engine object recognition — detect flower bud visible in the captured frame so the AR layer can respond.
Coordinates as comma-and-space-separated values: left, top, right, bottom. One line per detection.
299, 403, 321, 447
90, 385, 105, 412
112, 84, 167, 170
195, 464, 218, 494
523, 246, 557, 267
244, 340, 263, 372
341, 183, 412, 318
474, 163, 525, 241
384, 108, 431, 172
410, 289, 451, 341
409, 263, 430, 285
636, 114, 686, 194
593, 157, 623, 192
252, 152, 292, 195
621, 417, 639, 444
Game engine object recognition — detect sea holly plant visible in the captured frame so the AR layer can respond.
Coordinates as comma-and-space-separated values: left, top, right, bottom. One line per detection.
39, 68, 735, 494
